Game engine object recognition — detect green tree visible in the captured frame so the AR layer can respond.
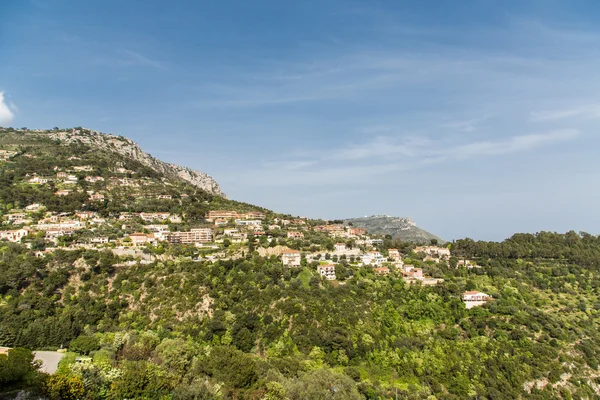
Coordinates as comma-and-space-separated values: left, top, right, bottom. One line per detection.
70, 335, 100, 355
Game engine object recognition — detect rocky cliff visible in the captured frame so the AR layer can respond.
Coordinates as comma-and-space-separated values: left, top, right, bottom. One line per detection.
38, 128, 224, 196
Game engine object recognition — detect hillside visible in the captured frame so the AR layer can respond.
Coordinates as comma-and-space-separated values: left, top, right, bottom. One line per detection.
0, 127, 223, 196
345, 215, 444, 244
1, 127, 600, 399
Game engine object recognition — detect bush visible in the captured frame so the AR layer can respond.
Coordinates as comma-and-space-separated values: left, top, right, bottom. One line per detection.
43, 374, 85, 400
0, 347, 40, 387
69, 335, 100, 355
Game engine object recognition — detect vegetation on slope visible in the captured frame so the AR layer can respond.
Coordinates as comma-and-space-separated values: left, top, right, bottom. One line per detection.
1, 233, 600, 398
0, 127, 599, 399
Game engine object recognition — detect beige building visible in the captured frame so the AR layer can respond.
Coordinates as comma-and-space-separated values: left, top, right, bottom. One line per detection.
164, 228, 213, 244
388, 249, 401, 260
129, 233, 157, 246
287, 231, 304, 239
205, 210, 239, 221
282, 250, 301, 267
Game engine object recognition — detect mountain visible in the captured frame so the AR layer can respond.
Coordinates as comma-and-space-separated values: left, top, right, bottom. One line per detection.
344, 215, 444, 243
3, 127, 224, 196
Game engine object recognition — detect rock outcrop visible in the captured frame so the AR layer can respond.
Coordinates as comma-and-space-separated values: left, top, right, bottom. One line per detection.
39, 128, 224, 196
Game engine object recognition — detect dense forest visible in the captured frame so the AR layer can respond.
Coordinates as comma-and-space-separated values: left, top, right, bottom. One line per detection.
1, 232, 600, 399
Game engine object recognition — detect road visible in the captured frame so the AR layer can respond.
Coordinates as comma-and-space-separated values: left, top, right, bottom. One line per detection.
33, 351, 65, 374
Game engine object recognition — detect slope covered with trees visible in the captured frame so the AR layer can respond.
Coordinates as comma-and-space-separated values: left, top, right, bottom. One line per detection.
1, 233, 600, 399
1, 127, 600, 399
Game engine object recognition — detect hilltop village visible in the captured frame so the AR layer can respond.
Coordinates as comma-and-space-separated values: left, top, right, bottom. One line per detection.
0, 128, 488, 307
1, 199, 485, 303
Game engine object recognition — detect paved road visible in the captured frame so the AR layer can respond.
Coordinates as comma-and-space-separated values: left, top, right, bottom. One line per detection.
33, 351, 65, 374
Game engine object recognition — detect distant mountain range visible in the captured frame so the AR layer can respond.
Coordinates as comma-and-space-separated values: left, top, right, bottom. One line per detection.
344, 215, 444, 244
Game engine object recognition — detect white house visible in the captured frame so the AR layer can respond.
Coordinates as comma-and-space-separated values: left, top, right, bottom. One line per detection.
463, 291, 491, 309
25, 204, 42, 211
235, 219, 262, 227
317, 264, 336, 280
334, 243, 346, 253
0, 228, 29, 242
361, 251, 385, 266
28, 177, 48, 184
85, 176, 104, 183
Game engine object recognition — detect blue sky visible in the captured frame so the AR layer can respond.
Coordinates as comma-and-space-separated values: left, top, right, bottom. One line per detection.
2, 0, 600, 241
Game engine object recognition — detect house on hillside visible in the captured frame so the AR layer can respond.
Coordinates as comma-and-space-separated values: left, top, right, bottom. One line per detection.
89, 193, 105, 201
25, 204, 42, 211
76, 211, 98, 220
317, 264, 336, 280
235, 219, 262, 227
282, 250, 301, 267
373, 267, 390, 276
5, 213, 26, 222
347, 227, 366, 236
205, 210, 239, 221
164, 228, 213, 244
242, 211, 266, 220
85, 176, 104, 183
462, 291, 491, 309
403, 267, 423, 280
0, 228, 29, 242
28, 176, 48, 184
139, 212, 170, 222
361, 251, 385, 266
287, 231, 304, 239
388, 248, 401, 260
415, 246, 451, 259
334, 243, 346, 253
129, 233, 157, 246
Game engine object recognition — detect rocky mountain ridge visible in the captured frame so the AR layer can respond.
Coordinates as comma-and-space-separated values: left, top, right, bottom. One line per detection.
32, 128, 224, 196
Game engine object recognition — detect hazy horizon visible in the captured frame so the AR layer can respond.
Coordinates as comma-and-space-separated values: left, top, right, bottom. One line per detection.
2, 0, 600, 241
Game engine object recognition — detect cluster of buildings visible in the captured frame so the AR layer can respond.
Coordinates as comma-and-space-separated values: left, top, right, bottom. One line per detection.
0, 200, 491, 308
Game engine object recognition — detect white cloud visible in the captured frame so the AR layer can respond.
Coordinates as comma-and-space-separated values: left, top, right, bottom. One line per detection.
448, 129, 580, 159
0, 92, 15, 126
530, 105, 600, 121
117, 49, 164, 69
441, 115, 491, 132
226, 129, 580, 188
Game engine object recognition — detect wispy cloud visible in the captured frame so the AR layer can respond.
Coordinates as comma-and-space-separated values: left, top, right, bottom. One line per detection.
117, 49, 164, 69
229, 129, 580, 187
448, 129, 579, 159
441, 115, 491, 132
0, 92, 15, 126
530, 105, 600, 121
